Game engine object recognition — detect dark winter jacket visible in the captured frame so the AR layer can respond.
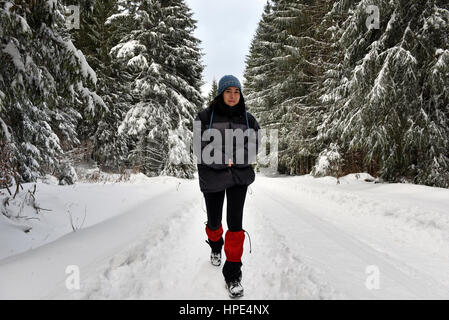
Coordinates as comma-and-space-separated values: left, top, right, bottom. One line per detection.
194, 95, 260, 193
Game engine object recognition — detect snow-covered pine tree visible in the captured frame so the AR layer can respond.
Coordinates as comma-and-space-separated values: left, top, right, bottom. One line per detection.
68, 0, 131, 171
317, 0, 449, 187
260, 0, 307, 174
206, 77, 218, 107
112, 0, 204, 178
244, 1, 285, 171
294, 0, 339, 176
244, 0, 279, 126
0, 0, 105, 182
410, 1, 449, 187
273, 0, 334, 175
245, 0, 334, 175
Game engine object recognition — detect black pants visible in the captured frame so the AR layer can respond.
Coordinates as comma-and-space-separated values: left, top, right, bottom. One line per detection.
203, 184, 248, 232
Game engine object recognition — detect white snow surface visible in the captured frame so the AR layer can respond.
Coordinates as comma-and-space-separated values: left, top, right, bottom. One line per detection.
1, 172, 449, 300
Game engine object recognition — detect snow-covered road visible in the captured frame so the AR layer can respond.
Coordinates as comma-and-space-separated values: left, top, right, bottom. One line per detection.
1, 173, 448, 299
249, 181, 449, 299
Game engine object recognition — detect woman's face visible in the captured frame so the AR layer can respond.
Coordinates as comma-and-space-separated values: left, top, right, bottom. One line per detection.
223, 86, 240, 107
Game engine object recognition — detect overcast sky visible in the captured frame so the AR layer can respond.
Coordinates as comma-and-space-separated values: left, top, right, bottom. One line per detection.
184, 0, 267, 96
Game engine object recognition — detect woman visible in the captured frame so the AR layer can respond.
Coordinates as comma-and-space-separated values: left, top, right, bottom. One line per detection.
194, 75, 260, 298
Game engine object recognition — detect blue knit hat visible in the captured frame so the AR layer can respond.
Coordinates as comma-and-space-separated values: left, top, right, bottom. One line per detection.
217, 75, 242, 96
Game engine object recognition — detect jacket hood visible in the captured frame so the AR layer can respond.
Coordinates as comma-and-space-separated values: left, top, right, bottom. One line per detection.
212, 94, 246, 116
208, 94, 250, 132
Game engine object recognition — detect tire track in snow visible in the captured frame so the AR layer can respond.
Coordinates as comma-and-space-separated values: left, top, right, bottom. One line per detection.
252, 182, 448, 299
243, 188, 342, 299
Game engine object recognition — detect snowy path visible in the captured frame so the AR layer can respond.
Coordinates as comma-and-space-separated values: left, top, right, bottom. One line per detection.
247, 182, 449, 299
1, 174, 448, 299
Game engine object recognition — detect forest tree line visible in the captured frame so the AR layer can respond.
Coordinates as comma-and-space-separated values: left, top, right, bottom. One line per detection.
1, 0, 448, 188
244, 0, 448, 187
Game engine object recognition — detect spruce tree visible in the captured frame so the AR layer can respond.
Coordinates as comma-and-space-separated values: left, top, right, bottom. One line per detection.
0, 0, 105, 182
68, 0, 131, 171
318, 0, 449, 187
206, 78, 218, 106
244, 0, 280, 129
112, 0, 204, 178
245, 0, 333, 174
244, 1, 284, 171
